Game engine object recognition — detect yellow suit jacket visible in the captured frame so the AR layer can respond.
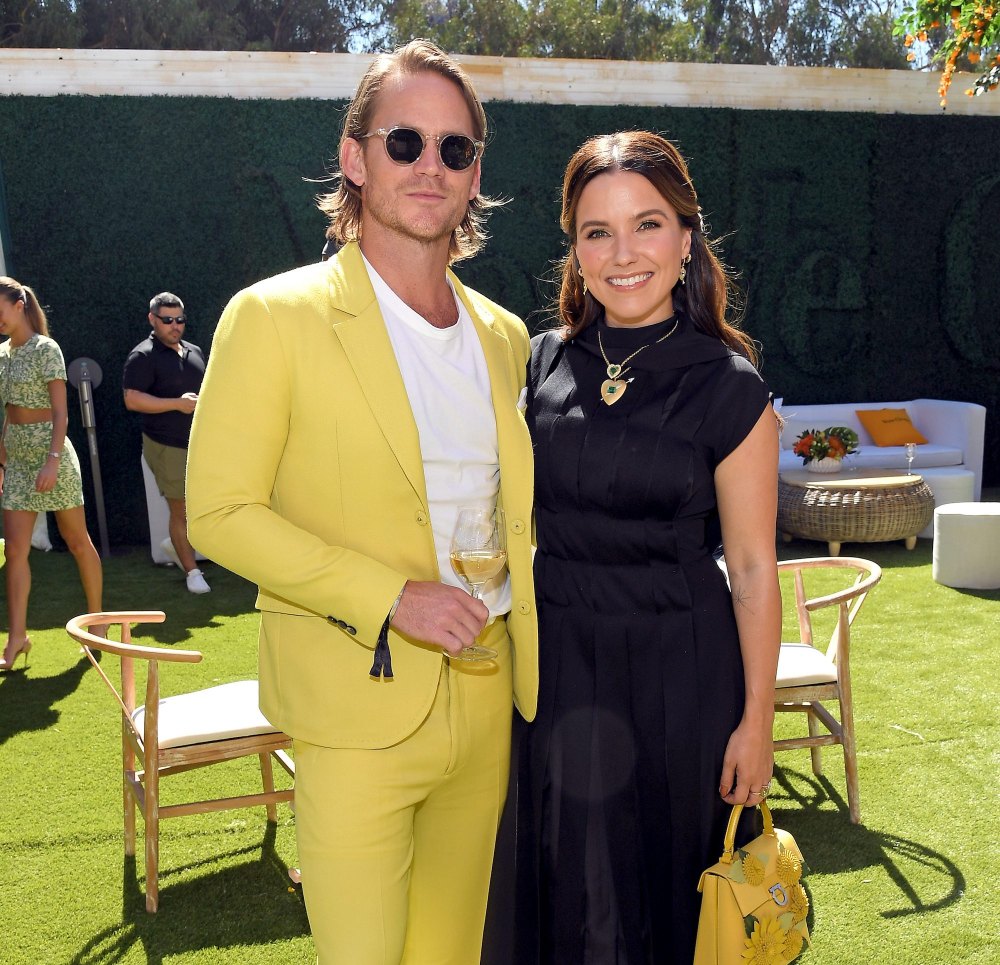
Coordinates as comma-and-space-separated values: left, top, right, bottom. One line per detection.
187, 242, 538, 748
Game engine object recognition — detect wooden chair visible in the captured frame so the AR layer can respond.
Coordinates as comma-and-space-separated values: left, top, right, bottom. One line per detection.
774, 557, 882, 824
66, 611, 294, 911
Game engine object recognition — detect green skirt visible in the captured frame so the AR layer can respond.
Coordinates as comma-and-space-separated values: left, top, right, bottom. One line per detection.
1, 422, 84, 512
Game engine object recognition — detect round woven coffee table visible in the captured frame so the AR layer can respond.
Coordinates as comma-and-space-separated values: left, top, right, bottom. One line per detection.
777, 470, 935, 556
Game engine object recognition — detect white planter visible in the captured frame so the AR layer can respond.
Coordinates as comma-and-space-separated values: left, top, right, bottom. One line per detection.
806, 457, 844, 474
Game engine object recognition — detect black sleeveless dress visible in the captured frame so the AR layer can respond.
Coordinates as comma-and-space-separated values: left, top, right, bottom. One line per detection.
514, 315, 770, 964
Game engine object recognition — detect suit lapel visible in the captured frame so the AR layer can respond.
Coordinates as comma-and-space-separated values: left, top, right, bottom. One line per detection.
327, 245, 524, 510
328, 244, 428, 506
452, 274, 524, 500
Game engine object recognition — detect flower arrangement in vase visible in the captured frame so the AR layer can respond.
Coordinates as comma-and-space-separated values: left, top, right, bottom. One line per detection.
793, 426, 859, 473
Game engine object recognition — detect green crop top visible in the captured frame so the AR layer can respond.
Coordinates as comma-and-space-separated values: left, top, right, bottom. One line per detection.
0, 333, 67, 408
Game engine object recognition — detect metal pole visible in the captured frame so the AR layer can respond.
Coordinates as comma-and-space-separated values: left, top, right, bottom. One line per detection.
74, 360, 111, 558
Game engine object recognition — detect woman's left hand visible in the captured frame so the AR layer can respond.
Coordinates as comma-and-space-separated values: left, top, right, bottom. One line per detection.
35, 461, 59, 493
719, 715, 775, 806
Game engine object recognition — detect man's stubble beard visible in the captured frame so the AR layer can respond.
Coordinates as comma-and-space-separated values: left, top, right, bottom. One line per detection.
363, 181, 467, 250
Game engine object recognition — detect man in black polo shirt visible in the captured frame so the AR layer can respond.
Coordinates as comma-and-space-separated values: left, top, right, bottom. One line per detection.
123, 292, 210, 593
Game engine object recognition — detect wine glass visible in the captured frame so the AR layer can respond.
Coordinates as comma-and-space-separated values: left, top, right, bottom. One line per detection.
905, 442, 916, 475
448, 505, 506, 661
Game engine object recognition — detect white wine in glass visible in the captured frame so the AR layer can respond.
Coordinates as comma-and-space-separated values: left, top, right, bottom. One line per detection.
451, 548, 507, 586
448, 505, 506, 661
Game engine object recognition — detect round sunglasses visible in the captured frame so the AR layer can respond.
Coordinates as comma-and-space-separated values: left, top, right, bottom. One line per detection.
361, 127, 484, 172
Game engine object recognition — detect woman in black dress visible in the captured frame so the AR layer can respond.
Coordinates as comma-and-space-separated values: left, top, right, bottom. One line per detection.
515, 132, 781, 963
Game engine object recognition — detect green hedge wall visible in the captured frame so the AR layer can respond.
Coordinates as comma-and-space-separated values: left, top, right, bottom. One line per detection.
0, 94, 997, 546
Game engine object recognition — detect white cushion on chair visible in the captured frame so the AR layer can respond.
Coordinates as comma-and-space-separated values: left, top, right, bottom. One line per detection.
132, 679, 280, 749
776, 643, 838, 688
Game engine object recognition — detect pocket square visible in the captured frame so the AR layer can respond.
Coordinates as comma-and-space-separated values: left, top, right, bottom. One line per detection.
516, 387, 528, 412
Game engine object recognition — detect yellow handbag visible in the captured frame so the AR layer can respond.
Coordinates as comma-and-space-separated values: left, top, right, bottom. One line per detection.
694, 800, 811, 964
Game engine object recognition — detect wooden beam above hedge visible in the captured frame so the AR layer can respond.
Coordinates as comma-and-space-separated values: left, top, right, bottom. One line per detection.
1, 48, 996, 116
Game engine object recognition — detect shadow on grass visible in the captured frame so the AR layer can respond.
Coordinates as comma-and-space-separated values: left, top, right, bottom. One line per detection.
777, 537, 935, 571
949, 586, 1000, 601
771, 767, 965, 920
69, 824, 310, 964
0, 653, 89, 748
0, 546, 259, 639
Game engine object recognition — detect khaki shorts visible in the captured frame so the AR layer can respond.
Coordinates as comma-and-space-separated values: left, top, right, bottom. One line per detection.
142, 435, 188, 501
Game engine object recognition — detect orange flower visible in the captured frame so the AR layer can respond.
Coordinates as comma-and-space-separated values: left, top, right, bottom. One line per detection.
904, 33, 915, 46
907, 51, 917, 61
793, 435, 814, 457
918, 30, 928, 41
827, 437, 846, 458
969, 51, 981, 63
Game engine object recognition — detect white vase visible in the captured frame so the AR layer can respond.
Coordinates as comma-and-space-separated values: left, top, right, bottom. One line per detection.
806, 456, 844, 474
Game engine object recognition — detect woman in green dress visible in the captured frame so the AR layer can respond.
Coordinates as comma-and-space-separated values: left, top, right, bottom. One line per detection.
0, 277, 103, 671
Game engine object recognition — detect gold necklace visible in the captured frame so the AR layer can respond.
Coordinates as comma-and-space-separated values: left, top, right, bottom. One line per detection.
596, 316, 680, 406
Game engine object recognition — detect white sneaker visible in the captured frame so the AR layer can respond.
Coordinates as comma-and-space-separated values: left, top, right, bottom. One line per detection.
186, 568, 211, 594
159, 537, 182, 568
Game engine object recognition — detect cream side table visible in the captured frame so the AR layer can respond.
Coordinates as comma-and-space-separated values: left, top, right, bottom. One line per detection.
778, 470, 935, 556
932, 502, 1000, 589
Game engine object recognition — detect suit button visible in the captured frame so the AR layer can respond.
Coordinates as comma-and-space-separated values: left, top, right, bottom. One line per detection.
517, 601, 531, 615
326, 615, 338, 625
510, 519, 526, 535
346, 625, 357, 635
415, 511, 428, 525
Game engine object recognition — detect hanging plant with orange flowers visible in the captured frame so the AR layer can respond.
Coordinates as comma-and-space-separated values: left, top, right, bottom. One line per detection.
895, 2, 1000, 106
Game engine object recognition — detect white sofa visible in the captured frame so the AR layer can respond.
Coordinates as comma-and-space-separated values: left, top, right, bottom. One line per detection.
776, 399, 987, 538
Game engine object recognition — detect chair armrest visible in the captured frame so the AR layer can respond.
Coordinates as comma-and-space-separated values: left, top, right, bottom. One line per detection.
910, 399, 986, 499
66, 611, 202, 663
777, 557, 882, 611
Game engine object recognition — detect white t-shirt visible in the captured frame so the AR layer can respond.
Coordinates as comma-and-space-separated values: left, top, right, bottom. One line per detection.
363, 255, 512, 618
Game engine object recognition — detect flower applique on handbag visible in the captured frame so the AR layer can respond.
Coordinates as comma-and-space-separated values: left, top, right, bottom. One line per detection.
694, 799, 811, 965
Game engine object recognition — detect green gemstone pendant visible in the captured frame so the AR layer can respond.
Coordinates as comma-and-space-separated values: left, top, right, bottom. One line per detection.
600, 378, 628, 405
607, 364, 622, 379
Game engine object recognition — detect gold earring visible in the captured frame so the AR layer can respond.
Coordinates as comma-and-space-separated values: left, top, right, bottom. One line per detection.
679, 253, 691, 286
578, 266, 588, 295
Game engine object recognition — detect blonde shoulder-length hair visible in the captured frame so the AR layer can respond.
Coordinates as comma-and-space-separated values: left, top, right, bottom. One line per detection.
317, 39, 502, 265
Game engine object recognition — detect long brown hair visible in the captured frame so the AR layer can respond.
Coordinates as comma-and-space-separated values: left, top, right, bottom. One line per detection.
317, 39, 501, 265
557, 131, 755, 364
0, 275, 49, 336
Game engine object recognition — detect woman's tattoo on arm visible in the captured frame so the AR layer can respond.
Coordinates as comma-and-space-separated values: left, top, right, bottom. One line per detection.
733, 584, 753, 612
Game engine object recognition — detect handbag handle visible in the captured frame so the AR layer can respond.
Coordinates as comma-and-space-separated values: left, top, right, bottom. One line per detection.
719, 798, 774, 865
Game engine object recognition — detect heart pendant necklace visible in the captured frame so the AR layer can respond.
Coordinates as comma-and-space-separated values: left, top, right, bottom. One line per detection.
597, 316, 680, 406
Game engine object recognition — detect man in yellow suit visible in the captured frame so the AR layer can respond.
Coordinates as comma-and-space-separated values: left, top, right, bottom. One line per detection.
187, 40, 537, 965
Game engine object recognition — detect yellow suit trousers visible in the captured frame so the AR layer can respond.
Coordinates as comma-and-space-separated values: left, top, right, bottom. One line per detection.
294, 622, 514, 965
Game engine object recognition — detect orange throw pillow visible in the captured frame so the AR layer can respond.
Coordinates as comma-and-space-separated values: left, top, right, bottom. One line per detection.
855, 408, 928, 446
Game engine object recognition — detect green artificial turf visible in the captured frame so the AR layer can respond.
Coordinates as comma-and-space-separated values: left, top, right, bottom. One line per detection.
1, 533, 997, 963
0, 549, 309, 964
771, 538, 1000, 965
